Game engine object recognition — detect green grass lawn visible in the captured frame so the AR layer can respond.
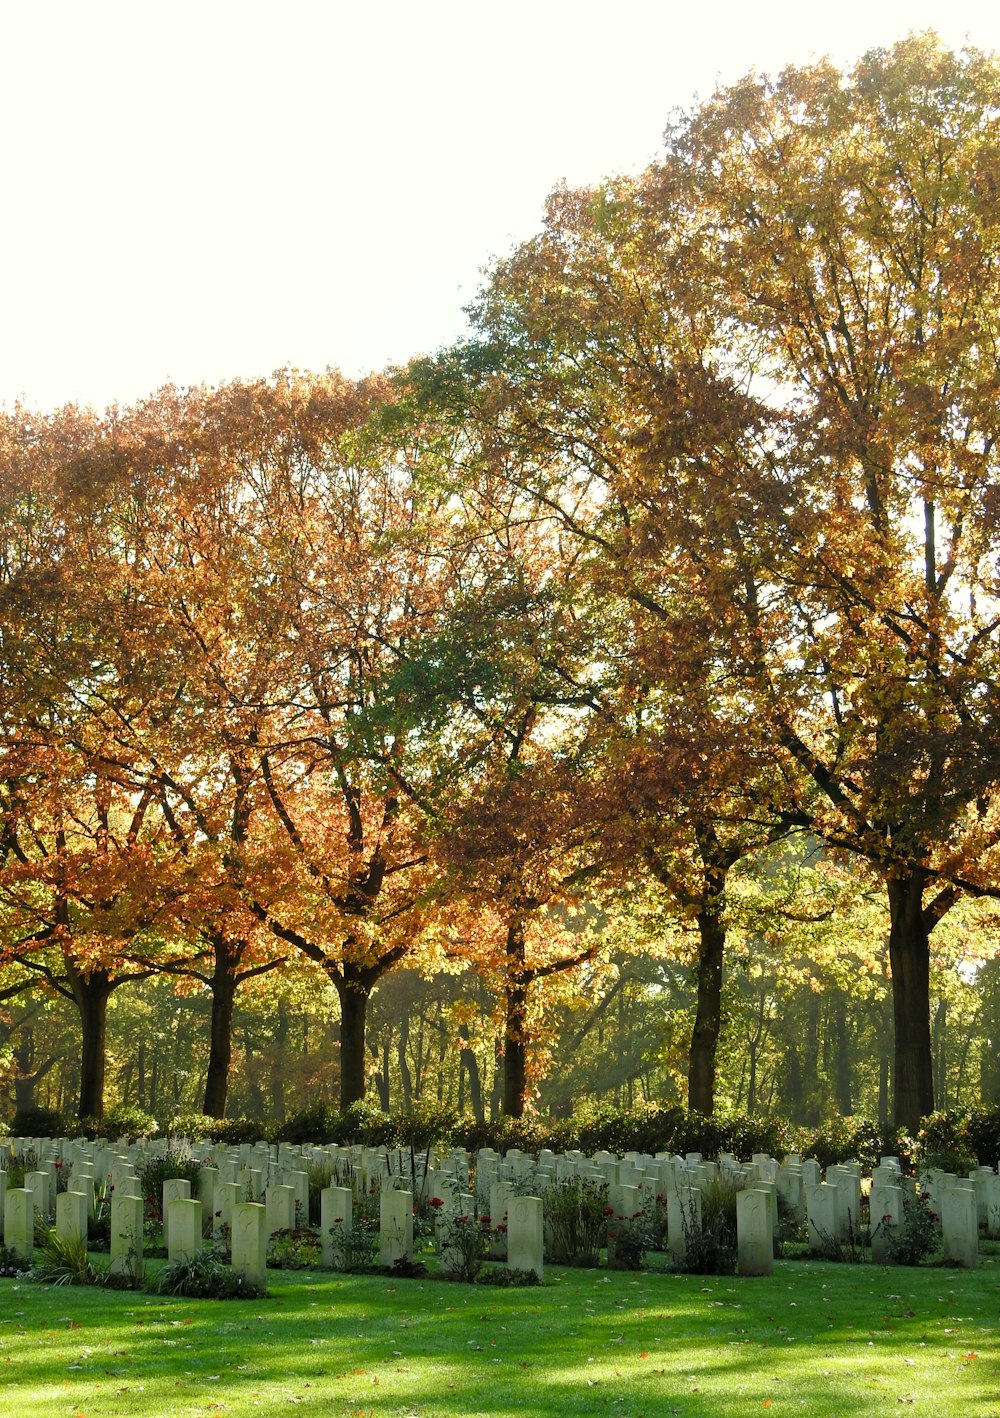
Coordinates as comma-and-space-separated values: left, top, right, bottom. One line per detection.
1, 1256, 998, 1418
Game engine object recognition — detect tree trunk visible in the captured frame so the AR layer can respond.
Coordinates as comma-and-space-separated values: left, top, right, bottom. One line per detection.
833, 992, 853, 1115
336, 965, 372, 1108
688, 897, 726, 1114
270, 1000, 289, 1122
981, 958, 1000, 1104
203, 962, 237, 1118
137, 1041, 147, 1110
459, 1024, 485, 1125
69, 967, 114, 1119
397, 1009, 413, 1111
502, 920, 529, 1117
13, 1028, 37, 1112
887, 867, 935, 1132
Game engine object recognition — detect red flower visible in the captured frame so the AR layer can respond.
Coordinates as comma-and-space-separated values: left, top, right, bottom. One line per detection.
603, 1206, 616, 1216
429, 1196, 445, 1208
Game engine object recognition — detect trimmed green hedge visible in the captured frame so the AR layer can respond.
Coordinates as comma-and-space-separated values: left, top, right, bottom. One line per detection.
9, 1099, 999, 1169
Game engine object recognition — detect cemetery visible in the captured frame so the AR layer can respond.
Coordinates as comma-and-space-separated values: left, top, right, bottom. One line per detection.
4, 16, 1000, 1418
1, 1129, 998, 1415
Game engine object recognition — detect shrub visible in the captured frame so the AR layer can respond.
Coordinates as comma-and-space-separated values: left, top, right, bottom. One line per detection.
965, 1105, 1000, 1169
29, 1228, 104, 1286
873, 1190, 941, 1266
138, 1151, 204, 1224
676, 1177, 741, 1275
211, 1116, 267, 1145
805, 1116, 883, 1172
541, 1177, 608, 1265
607, 1207, 654, 1271
437, 1209, 489, 1281
167, 1113, 218, 1141
274, 1100, 341, 1144
151, 1250, 266, 1299
11, 1105, 66, 1138
267, 1226, 321, 1269
331, 1099, 397, 1146
720, 1111, 799, 1160
92, 1103, 159, 1143
915, 1110, 979, 1173
330, 1199, 381, 1272
394, 1101, 460, 1149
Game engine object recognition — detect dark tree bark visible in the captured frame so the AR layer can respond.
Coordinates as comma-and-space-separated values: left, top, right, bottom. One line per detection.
832, 992, 853, 1115
887, 867, 935, 1132
328, 957, 389, 1109
459, 1023, 485, 1125
501, 920, 529, 1118
203, 966, 237, 1118
66, 963, 115, 1119
688, 895, 726, 1115
269, 1000, 289, 1121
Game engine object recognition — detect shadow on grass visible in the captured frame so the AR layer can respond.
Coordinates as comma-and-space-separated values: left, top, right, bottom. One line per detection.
1, 1259, 998, 1417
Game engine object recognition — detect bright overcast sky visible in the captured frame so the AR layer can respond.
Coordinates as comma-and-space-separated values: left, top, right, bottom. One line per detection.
3, 0, 999, 412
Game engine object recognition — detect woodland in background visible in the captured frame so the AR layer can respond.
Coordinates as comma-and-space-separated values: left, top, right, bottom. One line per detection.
2, 34, 1000, 1138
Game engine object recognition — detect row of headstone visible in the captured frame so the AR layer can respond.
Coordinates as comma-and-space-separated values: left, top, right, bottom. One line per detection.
5, 1134, 997, 1275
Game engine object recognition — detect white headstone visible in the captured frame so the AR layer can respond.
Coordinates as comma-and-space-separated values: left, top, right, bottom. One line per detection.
166, 1197, 203, 1263
231, 1201, 267, 1287
939, 1183, 978, 1268
321, 1185, 353, 1269
507, 1195, 544, 1279
3, 1187, 33, 1260
737, 1187, 774, 1276
110, 1192, 144, 1279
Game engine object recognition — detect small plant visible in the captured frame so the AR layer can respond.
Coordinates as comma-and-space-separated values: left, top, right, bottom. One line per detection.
151, 1250, 266, 1299
330, 1206, 380, 1272
267, 1226, 321, 1269
437, 1210, 489, 1282
138, 1150, 203, 1225
607, 1208, 654, 1271
29, 1227, 104, 1286
677, 1180, 740, 1275
774, 1195, 808, 1258
542, 1177, 609, 1265
0, 1241, 30, 1278
808, 1215, 867, 1264
5, 1146, 38, 1189
476, 1265, 542, 1286
307, 1159, 335, 1224
874, 1190, 941, 1266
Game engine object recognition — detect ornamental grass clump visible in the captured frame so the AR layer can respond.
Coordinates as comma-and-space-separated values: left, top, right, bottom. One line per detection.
152, 1250, 266, 1299
29, 1228, 104, 1287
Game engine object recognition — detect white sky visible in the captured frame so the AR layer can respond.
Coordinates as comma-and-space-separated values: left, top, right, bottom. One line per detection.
3, 0, 999, 413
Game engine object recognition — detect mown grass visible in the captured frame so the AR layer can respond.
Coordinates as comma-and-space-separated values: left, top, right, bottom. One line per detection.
1, 1255, 998, 1418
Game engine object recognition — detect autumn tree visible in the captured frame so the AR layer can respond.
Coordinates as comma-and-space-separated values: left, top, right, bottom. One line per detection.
466, 176, 796, 1116
0, 405, 192, 1118
467, 35, 1000, 1131
666, 35, 1000, 1129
